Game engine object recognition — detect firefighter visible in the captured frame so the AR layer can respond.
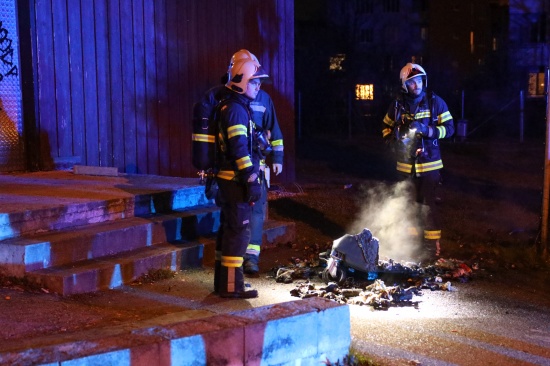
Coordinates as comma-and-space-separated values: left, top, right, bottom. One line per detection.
245, 64, 284, 276
199, 49, 284, 275
213, 58, 267, 298
382, 63, 454, 257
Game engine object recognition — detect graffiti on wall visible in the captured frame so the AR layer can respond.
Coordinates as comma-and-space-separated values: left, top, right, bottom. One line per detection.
0, 20, 18, 82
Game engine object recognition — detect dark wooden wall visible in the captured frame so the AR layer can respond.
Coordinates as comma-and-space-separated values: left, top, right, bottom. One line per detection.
24, 0, 295, 182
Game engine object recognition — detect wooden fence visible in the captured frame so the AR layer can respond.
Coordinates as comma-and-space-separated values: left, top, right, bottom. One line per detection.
21, 0, 295, 181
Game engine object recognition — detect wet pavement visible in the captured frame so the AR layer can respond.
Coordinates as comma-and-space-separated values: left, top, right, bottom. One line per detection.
132, 265, 550, 365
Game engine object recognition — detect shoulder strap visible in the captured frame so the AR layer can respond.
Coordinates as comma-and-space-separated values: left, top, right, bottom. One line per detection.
210, 99, 231, 173
427, 91, 437, 123
214, 98, 252, 166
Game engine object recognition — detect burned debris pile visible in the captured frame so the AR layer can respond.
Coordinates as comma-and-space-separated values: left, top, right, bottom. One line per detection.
271, 257, 474, 310
268, 228, 475, 310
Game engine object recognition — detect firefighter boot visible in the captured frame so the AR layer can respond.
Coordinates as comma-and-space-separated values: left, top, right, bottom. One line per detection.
243, 253, 260, 275
218, 265, 258, 299
423, 239, 441, 260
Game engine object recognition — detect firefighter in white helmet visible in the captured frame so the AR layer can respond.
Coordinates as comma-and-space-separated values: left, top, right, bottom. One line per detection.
196, 49, 285, 277
382, 62, 455, 258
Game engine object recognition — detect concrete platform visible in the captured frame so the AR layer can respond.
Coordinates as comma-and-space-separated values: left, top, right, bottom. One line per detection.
0, 296, 350, 366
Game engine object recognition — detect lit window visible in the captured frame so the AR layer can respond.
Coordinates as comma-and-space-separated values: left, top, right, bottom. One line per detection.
330, 54, 346, 71
355, 84, 374, 100
528, 72, 546, 97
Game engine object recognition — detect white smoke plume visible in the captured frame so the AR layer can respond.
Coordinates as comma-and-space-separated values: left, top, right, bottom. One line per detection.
350, 180, 425, 262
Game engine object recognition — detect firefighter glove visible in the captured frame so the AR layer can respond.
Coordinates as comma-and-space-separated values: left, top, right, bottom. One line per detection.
246, 180, 262, 203
410, 121, 430, 137
273, 163, 283, 176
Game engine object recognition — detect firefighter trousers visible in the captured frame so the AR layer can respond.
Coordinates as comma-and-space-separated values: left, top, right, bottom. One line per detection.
214, 178, 252, 293
247, 172, 267, 259
412, 170, 441, 240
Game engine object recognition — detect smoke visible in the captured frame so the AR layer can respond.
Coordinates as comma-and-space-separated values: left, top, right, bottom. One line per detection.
350, 180, 425, 262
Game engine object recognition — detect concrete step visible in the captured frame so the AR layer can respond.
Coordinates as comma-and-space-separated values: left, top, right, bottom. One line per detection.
0, 297, 350, 365
200, 219, 296, 267
262, 219, 296, 249
26, 241, 204, 295
0, 206, 220, 277
0, 172, 210, 241
21, 217, 294, 296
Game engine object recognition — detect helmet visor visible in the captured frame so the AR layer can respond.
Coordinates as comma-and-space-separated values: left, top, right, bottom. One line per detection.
406, 67, 424, 80
250, 65, 269, 80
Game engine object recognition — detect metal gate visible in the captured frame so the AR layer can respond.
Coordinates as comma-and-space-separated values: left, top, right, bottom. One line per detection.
0, 0, 25, 172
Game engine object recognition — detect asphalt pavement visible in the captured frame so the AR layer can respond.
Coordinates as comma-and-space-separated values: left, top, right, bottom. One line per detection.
150, 265, 550, 365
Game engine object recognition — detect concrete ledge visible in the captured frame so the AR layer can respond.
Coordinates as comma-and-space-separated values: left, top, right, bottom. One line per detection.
235, 296, 351, 365
0, 298, 350, 365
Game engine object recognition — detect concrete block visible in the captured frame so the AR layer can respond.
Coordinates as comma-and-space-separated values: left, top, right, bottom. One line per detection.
317, 297, 351, 354
73, 165, 119, 177
60, 349, 130, 365
128, 343, 163, 366
235, 298, 351, 366
169, 335, 208, 365
162, 314, 251, 365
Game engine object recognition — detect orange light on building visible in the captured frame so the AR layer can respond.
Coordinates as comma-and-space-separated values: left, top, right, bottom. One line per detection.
528, 72, 545, 97
355, 84, 374, 100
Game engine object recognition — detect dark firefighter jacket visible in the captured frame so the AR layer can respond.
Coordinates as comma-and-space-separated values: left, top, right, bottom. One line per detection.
216, 91, 259, 183
203, 85, 284, 165
382, 91, 454, 176
250, 91, 284, 165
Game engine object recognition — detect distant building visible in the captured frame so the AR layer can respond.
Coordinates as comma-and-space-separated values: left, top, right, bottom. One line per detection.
295, 0, 548, 137
509, 0, 549, 98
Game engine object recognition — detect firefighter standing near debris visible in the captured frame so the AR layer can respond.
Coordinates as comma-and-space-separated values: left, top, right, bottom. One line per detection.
199, 49, 284, 276
213, 58, 268, 298
382, 63, 454, 257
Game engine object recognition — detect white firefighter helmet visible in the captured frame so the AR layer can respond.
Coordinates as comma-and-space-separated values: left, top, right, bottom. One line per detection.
225, 59, 269, 94
400, 63, 427, 92
229, 49, 259, 68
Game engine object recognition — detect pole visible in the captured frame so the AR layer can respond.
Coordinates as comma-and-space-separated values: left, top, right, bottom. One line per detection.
541, 67, 550, 259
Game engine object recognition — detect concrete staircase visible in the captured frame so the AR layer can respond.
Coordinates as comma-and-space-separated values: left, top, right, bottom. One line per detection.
0, 171, 351, 365
0, 171, 295, 295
